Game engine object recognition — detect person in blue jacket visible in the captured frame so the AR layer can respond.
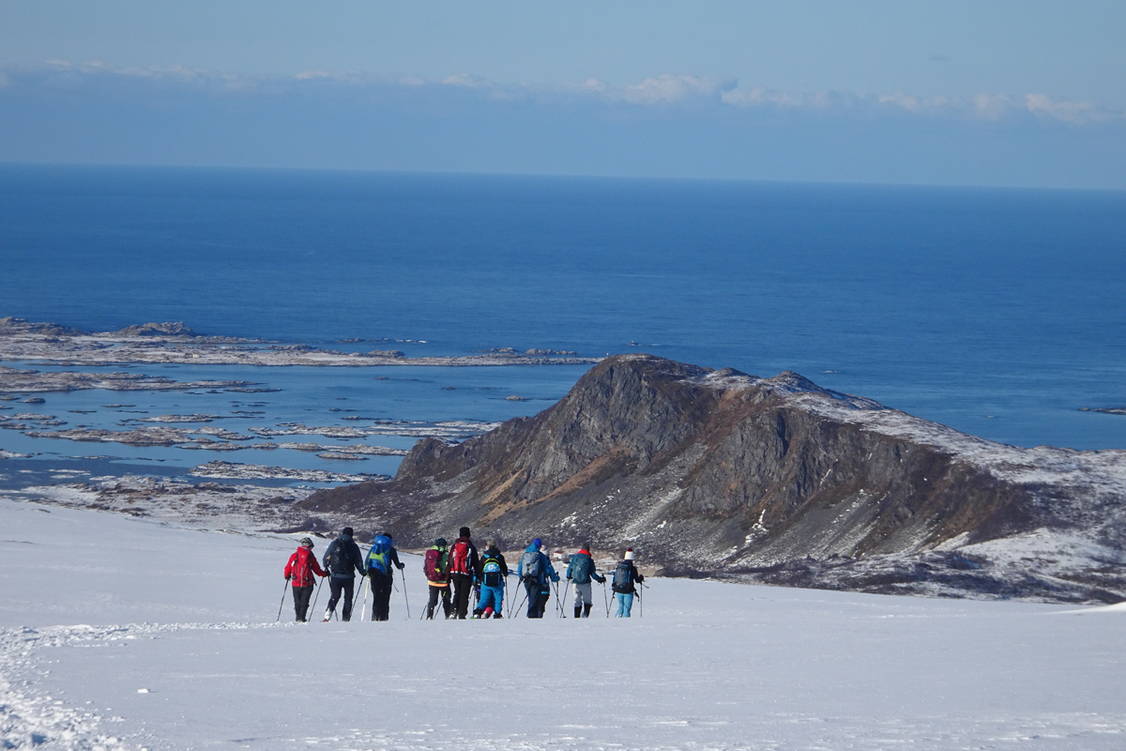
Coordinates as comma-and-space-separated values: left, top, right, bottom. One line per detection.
473, 541, 508, 618
517, 538, 559, 618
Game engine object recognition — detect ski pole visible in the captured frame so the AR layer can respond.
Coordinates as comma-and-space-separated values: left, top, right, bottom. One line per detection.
309, 576, 325, 623
276, 578, 290, 622
602, 581, 611, 617
510, 586, 528, 621
560, 580, 571, 614
638, 583, 643, 618
358, 573, 370, 623
551, 580, 565, 618
400, 567, 411, 620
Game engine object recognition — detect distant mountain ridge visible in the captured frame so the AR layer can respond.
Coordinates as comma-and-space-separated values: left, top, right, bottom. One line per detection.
302, 354, 1126, 603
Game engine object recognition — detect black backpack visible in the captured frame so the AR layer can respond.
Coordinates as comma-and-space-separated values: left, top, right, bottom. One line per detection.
324, 540, 345, 573
612, 561, 634, 592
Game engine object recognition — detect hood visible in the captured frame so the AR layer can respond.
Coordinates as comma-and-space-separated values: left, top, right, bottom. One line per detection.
524, 543, 541, 553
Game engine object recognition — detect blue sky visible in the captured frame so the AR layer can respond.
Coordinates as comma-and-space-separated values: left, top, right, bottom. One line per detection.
2, 1, 1124, 188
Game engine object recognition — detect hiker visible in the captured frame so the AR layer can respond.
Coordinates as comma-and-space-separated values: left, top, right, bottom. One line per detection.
322, 526, 365, 622
283, 537, 328, 622
473, 540, 509, 618
448, 526, 480, 619
365, 532, 406, 621
565, 544, 606, 618
517, 538, 559, 618
423, 538, 453, 619
611, 548, 645, 617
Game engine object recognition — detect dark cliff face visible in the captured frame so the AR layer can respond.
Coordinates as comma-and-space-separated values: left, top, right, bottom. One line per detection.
302, 354, 1126, 602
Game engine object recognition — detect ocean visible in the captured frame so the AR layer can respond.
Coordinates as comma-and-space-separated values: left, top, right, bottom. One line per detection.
1, 163, 1124, 485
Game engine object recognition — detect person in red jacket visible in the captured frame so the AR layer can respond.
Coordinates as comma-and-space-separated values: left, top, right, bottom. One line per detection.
284, 537, 328, 622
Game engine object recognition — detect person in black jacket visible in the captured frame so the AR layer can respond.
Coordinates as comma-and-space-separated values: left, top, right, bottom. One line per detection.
322, 526, 365, 621
611, 548, 645, 618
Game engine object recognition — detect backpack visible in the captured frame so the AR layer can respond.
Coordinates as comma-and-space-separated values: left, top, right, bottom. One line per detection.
520, 550, 542, 582
481, 556, 503, 587
612, 561, 634, 593
570, 554, 593, 584
450, 539, 472, 575
424, 548, 450, 582
367, 535, 392, 575
324, 540, 341, 573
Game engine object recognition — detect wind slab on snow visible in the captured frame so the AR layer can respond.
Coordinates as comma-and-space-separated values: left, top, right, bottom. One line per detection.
1, 498, 1124, 750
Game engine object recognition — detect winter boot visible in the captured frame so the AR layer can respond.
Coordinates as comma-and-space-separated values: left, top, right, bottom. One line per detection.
583, 603, 592, 618
574, 605, 583, 619
322, 609, 332, 622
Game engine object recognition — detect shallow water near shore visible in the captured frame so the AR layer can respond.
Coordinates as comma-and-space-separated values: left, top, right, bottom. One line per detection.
2, 163, 1125, 466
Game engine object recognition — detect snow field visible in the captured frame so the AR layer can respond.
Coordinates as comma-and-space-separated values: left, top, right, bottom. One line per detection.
1, 498, 1124, 750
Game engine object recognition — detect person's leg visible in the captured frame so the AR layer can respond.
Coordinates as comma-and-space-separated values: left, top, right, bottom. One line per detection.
326, 578, 344, 618
293, 585, 312, 621
524, 580, 538, 618
441, 586, 452, 618
426, 585, 439, 619
453, 574, 470, 618
614, 592, 626, 617
536, 590, 550, 618
341, 577, 356, 621
621, 592, 634, 617
374, 575, 393, 621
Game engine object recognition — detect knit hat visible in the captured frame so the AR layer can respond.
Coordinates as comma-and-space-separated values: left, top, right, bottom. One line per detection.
342, 527, 354, 537
299, 537, 314, 548
435, 537, 448, 548
459, 526, 471, 538
624, 548, 635, 561
531, 538, 542, 549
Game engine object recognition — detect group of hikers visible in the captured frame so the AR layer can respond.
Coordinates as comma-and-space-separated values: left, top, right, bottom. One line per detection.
281, 526, 645, 623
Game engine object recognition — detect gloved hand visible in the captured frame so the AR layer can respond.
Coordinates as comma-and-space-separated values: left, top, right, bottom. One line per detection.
396, 562, 405, 570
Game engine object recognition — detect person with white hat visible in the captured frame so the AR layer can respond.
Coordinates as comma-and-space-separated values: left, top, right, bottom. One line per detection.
610, 548, 644, 617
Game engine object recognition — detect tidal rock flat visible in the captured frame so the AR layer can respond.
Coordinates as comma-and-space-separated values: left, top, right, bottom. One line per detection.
190, 460, 387, 484
0, 317, 599, 367
0, 365, 255, 394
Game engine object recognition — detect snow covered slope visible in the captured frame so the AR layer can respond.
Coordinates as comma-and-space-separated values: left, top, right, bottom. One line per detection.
2, 498, 1124, 750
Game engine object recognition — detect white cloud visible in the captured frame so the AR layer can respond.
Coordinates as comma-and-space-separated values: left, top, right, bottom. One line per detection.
618, 74, 730, 104
5, 61, 1123, 127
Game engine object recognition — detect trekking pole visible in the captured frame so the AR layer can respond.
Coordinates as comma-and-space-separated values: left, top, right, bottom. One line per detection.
358, 574, 370, 623
276, 578, 290, 622
560, 580, 572, 614
638, 584, 643, 618
309, 577, 325, 624
551, 580, 565, 618
399, 568, 411, 620
602, 581, 611, 617
510, 587, 528, 621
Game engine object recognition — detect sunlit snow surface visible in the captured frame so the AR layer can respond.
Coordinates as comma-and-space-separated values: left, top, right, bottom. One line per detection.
1, 498, 1123, 750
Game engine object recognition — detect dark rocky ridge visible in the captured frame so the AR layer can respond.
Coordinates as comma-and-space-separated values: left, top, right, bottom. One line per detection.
302, 354, 1126, 602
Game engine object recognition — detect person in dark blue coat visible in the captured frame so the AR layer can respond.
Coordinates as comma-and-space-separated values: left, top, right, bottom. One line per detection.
321, 527, 365, 621
517, 538, 559, 618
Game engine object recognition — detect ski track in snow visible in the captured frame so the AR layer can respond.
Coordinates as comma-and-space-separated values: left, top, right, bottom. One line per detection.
2, 498, 1125, 750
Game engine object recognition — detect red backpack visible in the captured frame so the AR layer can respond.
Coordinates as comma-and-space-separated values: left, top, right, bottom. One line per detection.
450, 539, 472, 575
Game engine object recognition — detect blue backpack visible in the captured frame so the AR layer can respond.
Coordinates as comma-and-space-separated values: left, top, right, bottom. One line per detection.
569, 554, 594, 584
367, 535, 393, 575
520, 550, 542, 582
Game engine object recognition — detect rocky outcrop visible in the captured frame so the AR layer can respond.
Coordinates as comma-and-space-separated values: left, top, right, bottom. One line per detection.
302, 355, 1126, 602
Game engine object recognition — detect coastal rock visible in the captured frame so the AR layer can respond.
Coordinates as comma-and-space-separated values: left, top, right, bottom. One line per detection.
302, 354, 1126, 603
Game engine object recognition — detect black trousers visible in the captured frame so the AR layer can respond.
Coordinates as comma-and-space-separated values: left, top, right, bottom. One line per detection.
524, 579, 550, 618
369, 573, 394, 621
327, 577, 355, 621
451, 573, 474, 619
292, 584, 313, 621
426, 585, 451, 619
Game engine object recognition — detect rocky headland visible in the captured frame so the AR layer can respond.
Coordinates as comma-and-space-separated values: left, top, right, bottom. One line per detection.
301, 354, 1126, 603
0, 317, 599, 367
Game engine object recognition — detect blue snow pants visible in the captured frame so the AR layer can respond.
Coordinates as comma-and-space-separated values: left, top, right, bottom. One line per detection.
614, 592, 634, 617
478, 584, 504, 615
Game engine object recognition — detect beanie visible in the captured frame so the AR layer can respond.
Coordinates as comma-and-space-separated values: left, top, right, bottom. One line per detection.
459, 526, 471, 538
624, 548, 635, 561
342, 527, 353, 537
435, 537, 448, 548
299, 537, 314, 548
531, 538, 542, 549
